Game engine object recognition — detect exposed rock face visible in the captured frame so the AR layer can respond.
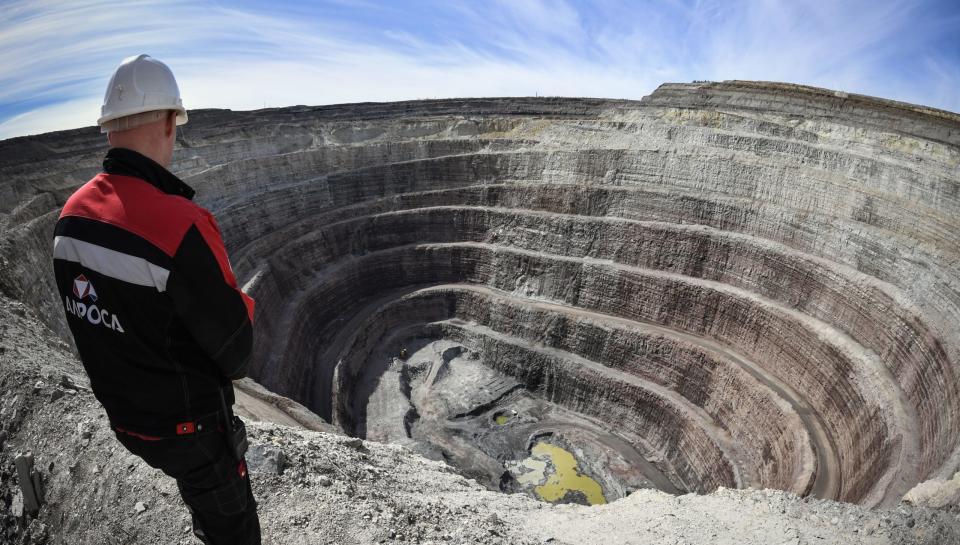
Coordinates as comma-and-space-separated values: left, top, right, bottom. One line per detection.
2, 81, 959, 516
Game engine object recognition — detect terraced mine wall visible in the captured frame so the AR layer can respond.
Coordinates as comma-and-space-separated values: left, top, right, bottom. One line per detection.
1, 82, 959, 508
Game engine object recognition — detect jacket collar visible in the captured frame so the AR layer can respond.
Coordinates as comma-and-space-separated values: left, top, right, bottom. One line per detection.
103, 147, 196, 201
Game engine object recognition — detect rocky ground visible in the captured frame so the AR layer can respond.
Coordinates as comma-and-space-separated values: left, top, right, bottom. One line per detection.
1, 294, 958, 544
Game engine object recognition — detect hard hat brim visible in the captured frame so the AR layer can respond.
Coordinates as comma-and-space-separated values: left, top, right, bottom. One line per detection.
97, 105, 188, 128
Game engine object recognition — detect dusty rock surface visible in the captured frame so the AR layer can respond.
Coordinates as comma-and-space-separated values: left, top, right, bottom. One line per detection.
0, 295, 956, 544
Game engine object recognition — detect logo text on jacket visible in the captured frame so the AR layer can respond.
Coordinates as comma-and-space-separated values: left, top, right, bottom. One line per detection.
65, 274, 125, 332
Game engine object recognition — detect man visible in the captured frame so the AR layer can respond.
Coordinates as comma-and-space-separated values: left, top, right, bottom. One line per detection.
51, 54, 261, 544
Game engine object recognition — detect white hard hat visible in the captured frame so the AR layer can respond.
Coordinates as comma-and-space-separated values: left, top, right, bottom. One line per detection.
98, 54, 188, 133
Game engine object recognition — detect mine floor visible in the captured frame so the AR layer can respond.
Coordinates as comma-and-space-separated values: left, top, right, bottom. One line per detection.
354, 336, 682, 504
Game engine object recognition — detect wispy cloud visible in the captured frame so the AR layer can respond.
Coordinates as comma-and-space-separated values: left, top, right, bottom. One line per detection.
1, 0, 958, 140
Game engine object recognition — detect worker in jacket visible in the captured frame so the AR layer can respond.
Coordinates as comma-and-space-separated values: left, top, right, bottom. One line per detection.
52, 54, 261, 545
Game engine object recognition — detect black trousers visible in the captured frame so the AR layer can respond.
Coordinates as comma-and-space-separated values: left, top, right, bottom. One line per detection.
114, 426, 261, 545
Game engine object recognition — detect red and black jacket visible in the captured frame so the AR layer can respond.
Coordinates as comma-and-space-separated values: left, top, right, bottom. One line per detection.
52, 147, 255, 434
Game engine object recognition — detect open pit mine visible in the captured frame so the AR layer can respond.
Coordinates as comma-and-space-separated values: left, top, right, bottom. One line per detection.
1, 80, 960, 544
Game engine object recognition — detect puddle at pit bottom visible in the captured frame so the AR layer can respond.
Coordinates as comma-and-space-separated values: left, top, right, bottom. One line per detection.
510, 441, 607, 505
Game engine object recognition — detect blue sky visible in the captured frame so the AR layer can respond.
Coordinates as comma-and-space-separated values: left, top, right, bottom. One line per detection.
1, 0, 958, 140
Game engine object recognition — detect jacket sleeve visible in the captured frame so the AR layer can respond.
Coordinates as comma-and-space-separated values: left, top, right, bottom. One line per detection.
166, 210, 255, 379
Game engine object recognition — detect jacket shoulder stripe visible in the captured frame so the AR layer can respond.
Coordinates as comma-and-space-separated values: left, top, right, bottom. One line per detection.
54, 215, 173, 268
54, 235, 171, 291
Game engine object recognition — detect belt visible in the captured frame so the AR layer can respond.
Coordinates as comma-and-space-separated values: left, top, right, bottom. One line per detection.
113, 410, 224, 441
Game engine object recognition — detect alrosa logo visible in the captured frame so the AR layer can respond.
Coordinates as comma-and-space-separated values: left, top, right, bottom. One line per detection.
73, 274, 97, 302
65, 274, 124, 333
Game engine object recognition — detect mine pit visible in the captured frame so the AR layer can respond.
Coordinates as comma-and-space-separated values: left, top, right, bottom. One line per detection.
4, 82, 960, 514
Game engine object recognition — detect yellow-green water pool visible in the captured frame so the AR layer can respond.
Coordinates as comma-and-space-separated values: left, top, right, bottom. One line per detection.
515, 441, 607, 505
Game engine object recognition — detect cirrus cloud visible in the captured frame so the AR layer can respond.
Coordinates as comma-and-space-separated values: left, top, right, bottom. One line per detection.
1, 0, 958, 140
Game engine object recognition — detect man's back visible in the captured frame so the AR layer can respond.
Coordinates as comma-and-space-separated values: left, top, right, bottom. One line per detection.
53, 54, 261, 545
53, 147, 255, 431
